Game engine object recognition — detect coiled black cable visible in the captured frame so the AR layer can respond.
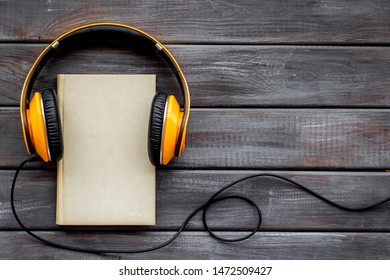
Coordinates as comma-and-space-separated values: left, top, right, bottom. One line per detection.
11, 157, 390, 254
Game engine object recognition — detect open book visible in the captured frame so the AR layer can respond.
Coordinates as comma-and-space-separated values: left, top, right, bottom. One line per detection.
56, 74, 156, 225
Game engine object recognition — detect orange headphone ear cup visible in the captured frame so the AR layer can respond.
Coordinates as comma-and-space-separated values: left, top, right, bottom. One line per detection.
148, 92, 168, 166
41, 89, 63, 161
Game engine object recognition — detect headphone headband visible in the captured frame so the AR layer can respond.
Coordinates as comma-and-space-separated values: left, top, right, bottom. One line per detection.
20, 22, 190, 157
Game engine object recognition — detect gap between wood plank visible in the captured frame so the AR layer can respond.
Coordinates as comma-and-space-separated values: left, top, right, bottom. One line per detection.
1, 166, 388, 172
2, 105, 390, 109
2, 229, 390, 233
1, 41, 390, 47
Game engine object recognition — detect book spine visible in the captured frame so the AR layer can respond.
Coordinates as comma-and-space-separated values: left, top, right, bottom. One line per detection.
55, 75, 65, 225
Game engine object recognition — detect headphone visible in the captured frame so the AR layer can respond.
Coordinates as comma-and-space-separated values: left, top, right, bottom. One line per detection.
20, 22, 190, 166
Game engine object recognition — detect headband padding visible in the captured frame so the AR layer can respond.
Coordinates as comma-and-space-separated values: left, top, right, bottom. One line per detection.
59, 26, 155, 51
41, 89, 63, 161
148, 92, 167, 166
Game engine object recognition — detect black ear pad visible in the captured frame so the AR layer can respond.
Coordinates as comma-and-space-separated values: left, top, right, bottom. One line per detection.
41, 89, 63, 161
148, 92, 168, 166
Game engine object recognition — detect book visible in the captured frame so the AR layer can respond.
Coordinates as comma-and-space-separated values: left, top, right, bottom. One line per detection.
56, 74, 156, 226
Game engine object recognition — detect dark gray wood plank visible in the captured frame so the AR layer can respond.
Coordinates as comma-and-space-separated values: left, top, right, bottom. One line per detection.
1, 170, 389, 230
182, 109, 390, 169
1, 44, 390, 107
1, 231, 389, 259
0, 0, 390, 44
1, 108, 388, 169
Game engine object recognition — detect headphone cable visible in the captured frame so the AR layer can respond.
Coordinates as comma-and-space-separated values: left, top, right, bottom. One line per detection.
11, 157, 390, 255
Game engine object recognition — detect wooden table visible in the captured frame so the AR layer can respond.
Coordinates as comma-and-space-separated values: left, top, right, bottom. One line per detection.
0, 0, 389, 259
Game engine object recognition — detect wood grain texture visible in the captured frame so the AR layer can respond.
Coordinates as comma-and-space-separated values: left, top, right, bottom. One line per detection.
1, 170, 389, 230
0, 0, 390, 44
1, 231, 389, 259
1, 108, 388, 169
182, 109, 390, 169
1, 44, 390, 107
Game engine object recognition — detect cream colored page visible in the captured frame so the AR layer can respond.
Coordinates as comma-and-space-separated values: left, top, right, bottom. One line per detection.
56, 74, 156, 225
